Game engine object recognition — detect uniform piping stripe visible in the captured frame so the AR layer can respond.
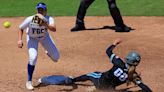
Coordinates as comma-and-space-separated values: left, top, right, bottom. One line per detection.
86, 72, 102, 78
110, 54, 116, 62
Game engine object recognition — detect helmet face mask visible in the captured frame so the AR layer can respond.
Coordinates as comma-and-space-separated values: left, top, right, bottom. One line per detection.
125, 51, 141, 66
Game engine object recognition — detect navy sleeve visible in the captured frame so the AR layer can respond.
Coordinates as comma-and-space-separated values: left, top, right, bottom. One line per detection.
137, 82, 152, 92
134, 79, 152, 92
106, 45, 115, 58
106, 45, 125, 67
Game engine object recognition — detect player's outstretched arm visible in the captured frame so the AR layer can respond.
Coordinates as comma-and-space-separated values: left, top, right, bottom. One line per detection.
134, 78, 152, 92
106, 38, 122, 57
113, 38, 122, 46
137, 82, 152, 92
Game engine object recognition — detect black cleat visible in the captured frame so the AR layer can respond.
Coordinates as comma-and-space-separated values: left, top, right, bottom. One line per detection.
71, 24, 86, 32
115, 25, 132, 32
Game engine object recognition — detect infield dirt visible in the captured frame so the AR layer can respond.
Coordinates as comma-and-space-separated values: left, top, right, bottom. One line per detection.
0, 16, 164, 92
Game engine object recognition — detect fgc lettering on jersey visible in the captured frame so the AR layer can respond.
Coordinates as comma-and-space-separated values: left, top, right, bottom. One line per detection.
32, 28, 47, 34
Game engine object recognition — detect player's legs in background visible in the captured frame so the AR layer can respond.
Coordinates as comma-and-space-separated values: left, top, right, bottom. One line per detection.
71, 0, 95, 31
107, 0, 131, 32
40, 33, 60, 62
26, 35, 39, 90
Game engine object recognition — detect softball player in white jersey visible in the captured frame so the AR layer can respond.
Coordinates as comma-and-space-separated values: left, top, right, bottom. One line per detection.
17, 2, 60, 90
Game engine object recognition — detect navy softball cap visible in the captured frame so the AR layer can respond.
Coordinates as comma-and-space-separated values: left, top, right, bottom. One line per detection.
36, 2, 47, 10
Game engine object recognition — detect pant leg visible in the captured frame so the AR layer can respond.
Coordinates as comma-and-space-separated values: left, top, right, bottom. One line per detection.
73, 72, 101, 86
107, 0, 125, 27
40, 33, 60, 62
27, 35, 39, 66
27, 35, 39, 81
76, 0, 95, 25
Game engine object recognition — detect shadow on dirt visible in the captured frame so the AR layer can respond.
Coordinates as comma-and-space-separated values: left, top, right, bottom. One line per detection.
71, 25, 135, 32
58, 83, 141, 92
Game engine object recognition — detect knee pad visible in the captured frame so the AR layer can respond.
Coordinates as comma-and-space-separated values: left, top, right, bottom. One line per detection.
28, 48, 38, 65
28, 55, 37, 65
28, 54, 38, 65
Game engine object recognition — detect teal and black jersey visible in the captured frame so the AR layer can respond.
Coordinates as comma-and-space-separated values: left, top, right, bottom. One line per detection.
98, 45, 128, 89
72, 44, 152, 91
73, 45, 129, 89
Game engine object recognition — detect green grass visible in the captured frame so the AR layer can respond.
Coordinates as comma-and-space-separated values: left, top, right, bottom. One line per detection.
117, 0, 164, 16
0, 0, 163, 17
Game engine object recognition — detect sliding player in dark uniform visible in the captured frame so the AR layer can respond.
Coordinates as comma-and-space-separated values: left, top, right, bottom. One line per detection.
70, 39, 152, 92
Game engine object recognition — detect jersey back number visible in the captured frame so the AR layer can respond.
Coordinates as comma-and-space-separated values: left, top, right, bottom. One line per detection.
113, 68, 128, 81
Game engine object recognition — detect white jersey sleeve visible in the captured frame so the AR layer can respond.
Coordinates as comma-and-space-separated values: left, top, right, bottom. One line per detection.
45, 16, 55, 26
19, 16, 33, 30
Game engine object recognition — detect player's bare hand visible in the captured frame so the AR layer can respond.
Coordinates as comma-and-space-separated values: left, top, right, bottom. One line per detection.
113, 38, 122, 46
17, 40, 23, 48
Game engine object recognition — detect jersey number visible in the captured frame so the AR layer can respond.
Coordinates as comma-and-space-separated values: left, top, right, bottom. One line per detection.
114, 68, 127, 81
